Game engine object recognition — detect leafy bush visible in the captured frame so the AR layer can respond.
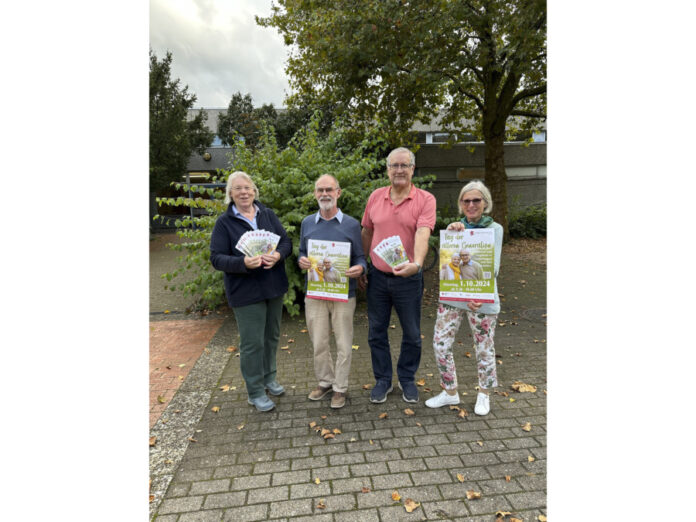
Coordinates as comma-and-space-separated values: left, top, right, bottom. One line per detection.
155, 114, 435, 315
508, 201, 547, 239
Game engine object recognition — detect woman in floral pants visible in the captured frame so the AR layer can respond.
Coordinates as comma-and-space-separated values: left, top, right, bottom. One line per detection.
425, 181, 503, 415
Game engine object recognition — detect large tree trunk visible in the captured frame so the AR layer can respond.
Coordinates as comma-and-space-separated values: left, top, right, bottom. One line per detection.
484, 133, 509, 239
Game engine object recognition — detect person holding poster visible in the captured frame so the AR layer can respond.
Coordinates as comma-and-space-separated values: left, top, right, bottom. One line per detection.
459, 249, 484, 280
425, 180, 503, 416
210, 171, 292, 412
360, 147, 437, 404
298, 174, 367, 409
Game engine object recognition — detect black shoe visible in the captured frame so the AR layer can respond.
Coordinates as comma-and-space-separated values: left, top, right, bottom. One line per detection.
370, 381, 393, 403
399, 381, 419, 403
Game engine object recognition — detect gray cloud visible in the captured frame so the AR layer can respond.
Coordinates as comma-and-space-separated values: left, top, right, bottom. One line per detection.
150, 0, 290, 108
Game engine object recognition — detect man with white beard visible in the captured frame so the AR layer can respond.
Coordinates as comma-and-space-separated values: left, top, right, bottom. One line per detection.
298, 174, 367, 408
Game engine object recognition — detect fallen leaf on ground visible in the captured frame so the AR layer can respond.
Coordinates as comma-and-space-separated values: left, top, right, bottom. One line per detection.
404, 408, 415, 416
456, 473, 465, 482
362, 384, 372, 390
509, 398, 516, 402
416, 422, 422, 427
211, 406, 220, 413
496, 511, 512, 518
352, 345, 359, 350
178, 363, 186, 368
512, 381, 537, 393
390, 324, 396, 329
320, 428, 330, 436
350, 437, 356, 442
521, 422, 532, 432
361, 486, 370, 493
369, 439, 374, 445
416, 379, 426, 386
538, 516, 548, 521
149, 436, 156, 447
321, 415, 327, 419
392, 490, 401, 501
309, 421, 317, 428
149, 495, 155, 502
458, 409, 468, 418
497, 360, 503, 365
404, 498, 420, 512
323, 433, 335, 439
280, 345, 289, 350
157, 395, 166, 404
495, 391, 510, 397
505, 475, 511, 482
476, 441, 483, 446
333, 428, 342, 434
528, 455, 535, 462
188, 437, 197, 442
466, 490, 482, 500
220, 385, 230, 392
316, 499, 326, 509
379, 412, 388, 419
465, 352, 472, 358
426, 373, 433, 377
449, 405, 460, 411
315, 477, 321, 484
237, 424, 245, 430
510, 518, 523, 522
164, 310, 170, 314
301, 328, 308, 333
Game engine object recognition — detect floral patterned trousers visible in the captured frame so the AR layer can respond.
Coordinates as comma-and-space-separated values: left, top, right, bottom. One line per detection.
432, 303, 498, 390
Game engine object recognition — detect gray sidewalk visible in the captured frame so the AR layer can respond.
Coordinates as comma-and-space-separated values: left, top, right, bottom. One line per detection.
149, 242, 547, 521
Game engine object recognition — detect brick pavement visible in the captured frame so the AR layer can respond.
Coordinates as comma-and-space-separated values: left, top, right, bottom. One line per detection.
149, 246, 546, 520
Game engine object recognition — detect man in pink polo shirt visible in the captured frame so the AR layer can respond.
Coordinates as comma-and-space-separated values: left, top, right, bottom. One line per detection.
360, 147, 437, 403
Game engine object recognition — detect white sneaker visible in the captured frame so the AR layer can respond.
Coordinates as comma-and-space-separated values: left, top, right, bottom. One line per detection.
474, 392, 490, 415
425, 390, 460, 408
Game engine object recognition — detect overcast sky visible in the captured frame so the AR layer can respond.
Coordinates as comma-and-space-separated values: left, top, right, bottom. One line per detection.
150, 0, 291, 109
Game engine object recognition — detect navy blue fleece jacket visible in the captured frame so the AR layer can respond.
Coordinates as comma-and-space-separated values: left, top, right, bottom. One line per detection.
210, 200, 292, 308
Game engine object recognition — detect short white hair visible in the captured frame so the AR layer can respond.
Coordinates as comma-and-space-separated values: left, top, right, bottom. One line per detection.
386, 147, 415, 167
225, 171, 259, 205
458, 180, 493, 214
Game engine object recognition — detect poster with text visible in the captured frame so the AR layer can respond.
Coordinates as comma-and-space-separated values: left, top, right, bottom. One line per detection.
438, 229, 495, 303
306, 239, 350, 302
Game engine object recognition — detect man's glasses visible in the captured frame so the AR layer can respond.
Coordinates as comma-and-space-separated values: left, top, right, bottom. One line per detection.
315, 187, 336, 194
387, 163, 413, 170
461, 198, 483, 206
231, 186, 253, 192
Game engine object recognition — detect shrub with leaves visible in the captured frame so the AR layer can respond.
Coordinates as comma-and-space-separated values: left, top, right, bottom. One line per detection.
508, 200, 547, 239
155, 114, 435, 315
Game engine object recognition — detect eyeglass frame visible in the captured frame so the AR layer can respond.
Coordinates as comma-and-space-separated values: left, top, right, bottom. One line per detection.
387, 163, 414, 170
460, 198, 483, 206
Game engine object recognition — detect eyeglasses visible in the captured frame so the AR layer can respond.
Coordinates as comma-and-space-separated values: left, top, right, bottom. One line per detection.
461, 198, 483, 206
387, 163, 413, 170
315, 187, 336, 194
231, 186, 254, 192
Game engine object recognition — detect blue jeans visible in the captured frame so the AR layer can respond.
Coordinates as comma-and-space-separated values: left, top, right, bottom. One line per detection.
367, 266, 423, 385
232, 295, 284, 399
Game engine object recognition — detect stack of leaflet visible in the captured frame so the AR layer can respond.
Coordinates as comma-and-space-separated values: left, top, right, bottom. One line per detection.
235, 230, 280, 256
373, 235, 409, 269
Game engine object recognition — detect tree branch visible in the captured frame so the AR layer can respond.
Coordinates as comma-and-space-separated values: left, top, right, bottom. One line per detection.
510, 110, 546, 119
511, 84, 546, 105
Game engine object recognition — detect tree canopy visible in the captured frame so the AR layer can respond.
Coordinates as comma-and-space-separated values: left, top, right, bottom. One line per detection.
258, 0, 546, 232
150, 49, 214, 193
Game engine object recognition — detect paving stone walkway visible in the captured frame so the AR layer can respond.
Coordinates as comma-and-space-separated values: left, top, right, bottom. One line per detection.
149, 242, 546, 521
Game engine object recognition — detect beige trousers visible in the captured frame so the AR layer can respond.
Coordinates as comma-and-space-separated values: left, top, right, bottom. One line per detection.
304, 296, 356, 393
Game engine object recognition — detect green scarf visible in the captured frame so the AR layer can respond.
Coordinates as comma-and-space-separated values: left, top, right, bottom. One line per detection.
461, 215, 494, 229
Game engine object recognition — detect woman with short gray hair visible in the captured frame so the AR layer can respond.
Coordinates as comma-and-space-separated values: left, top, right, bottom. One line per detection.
426, 180, 503, 415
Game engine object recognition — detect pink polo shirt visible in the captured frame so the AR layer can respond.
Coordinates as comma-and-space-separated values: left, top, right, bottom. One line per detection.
361, 184, 436, 273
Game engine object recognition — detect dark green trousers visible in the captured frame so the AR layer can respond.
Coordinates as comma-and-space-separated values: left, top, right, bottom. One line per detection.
232, 295, 284, 399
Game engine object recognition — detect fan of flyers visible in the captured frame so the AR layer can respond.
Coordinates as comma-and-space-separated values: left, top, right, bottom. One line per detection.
235, 229, 280, 256
373, 235, 409, 269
